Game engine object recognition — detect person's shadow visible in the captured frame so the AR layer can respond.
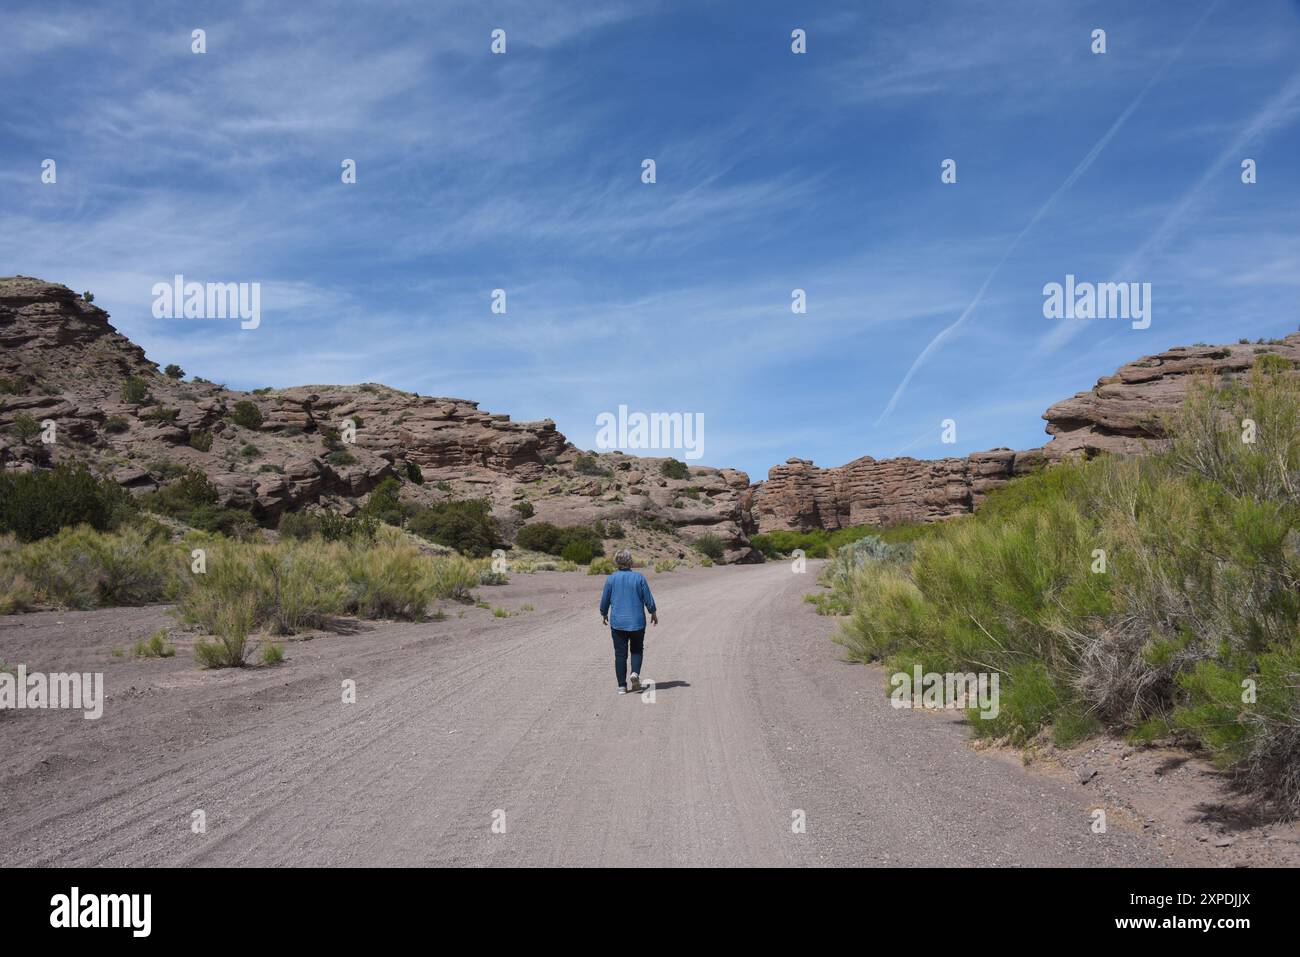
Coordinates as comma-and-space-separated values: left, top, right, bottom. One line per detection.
641, 679, 690, 692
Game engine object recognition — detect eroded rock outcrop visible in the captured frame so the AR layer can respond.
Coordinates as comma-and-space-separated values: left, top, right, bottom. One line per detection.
1041, 335, 1300, 460
0, 278, 758, 562
749, 449, 1044, 532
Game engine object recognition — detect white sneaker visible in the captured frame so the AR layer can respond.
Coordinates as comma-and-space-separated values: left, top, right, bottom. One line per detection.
628, 673, 641, 693
617, 686, 628, 695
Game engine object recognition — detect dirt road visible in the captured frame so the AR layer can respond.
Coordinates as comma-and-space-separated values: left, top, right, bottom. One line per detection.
0, 562, 1219, 866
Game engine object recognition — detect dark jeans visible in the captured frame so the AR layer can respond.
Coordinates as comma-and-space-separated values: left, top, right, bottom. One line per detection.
611, 627, 645, 687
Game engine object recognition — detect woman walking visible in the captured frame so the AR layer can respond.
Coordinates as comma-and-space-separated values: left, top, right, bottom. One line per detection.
598, 549, 658, 695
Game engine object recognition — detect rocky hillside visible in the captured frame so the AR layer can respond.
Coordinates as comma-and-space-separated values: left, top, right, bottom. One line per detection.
6, 276, 1296, 547
1040, 336, 1300, 459
0, 278, 757, 562
747, 333, 1300, 532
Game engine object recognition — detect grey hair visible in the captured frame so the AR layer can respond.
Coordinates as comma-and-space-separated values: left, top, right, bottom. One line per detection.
614, 549, 633, 569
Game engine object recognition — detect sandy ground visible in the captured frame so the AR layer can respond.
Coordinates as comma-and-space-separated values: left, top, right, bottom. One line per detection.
1, 561, 1296, 867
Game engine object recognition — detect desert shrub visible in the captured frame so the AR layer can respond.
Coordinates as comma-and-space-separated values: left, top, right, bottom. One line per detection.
326, 450, 357, 466
177, 539, 346, 638
277, 511, 317, 541
635, 515, 677, 536
0, 376, 26, 394
8, 411, 40, 444
478, 568, 509, 586
511, 501, 535, 519
103, 415, 130, 434
258, 463, 284, 474
3, 524, 182, 609
121, 376, 150, 404
240, 443, 260, 458
405, 461, 424, 484
588, 557, 615, 576
361, 476, 403, 525
514, 521, 603, 559
574, 454, 611, 476
561, 539, 596, 565
148, 469, 218, 514
406, 498, 500, 557
659, 458, 691, 480
145, 469, 257, 537
653, 559, 678, 573
189, 430, 213, 452
255, 544, 348, 634
692, 533, 726, 561
140, 407, 179, 423
230, 400, 263, 429
0, 548, 36, 614
164, 364, 185, 380
187, 505, 259, 538
342, 544, 434, 620
827, 362, 1300, 814
0, 465, 132, 542
133, 630, 176, 658
262, 642, 285, 665
427, 554, 480, 601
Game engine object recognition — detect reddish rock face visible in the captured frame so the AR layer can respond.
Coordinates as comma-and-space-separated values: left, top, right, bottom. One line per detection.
748, 449, 1044, 532
746, 334, 1300, 533
1040, 336, 1300, 460
0, 278, 758, 561
7, 276, 1295, 549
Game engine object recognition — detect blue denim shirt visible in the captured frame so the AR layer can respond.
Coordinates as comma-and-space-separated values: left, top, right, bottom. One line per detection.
599, 569, 656, 631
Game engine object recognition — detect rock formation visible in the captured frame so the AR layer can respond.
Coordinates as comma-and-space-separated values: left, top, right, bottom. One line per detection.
747, 334, 1300, 533
0, 278, 757, 562
6, 276, 1296, 548
1040, 336, 1300, 460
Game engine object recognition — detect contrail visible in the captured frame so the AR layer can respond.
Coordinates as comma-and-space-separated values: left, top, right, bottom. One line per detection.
875, 0, 1219, 425
1037, 66, 1300, 356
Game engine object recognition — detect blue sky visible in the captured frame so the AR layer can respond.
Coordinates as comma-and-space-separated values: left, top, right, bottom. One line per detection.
3, 0, 1299, 480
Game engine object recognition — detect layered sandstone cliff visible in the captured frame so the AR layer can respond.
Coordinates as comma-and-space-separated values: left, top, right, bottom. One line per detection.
0, 278, 757, 562
747, 333, 1300, 533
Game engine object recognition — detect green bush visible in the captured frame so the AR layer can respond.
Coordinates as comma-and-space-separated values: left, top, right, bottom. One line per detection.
511, 501, 535, 519
326, 450, 356, 466
514, 521, 603, 560
361, 476, 403, 525
189, 430, 213, 452
405, 461, 424, 484
164, 364, 185, 380
103, 415, 130, 434
145, 470, 257, 537
574, 454, 611, 476
121, 376, 150, 404
2, 524, 182, 609
8, 411, 41, 444
561, 539, 596, 565
825, 362, 1300, 814
406, 498, 500, 557
230, 400, 263, 429
588, 557, 615, 575
0, 465, 132, 542
659, 458, 691, 480
692, 533, 726, 560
